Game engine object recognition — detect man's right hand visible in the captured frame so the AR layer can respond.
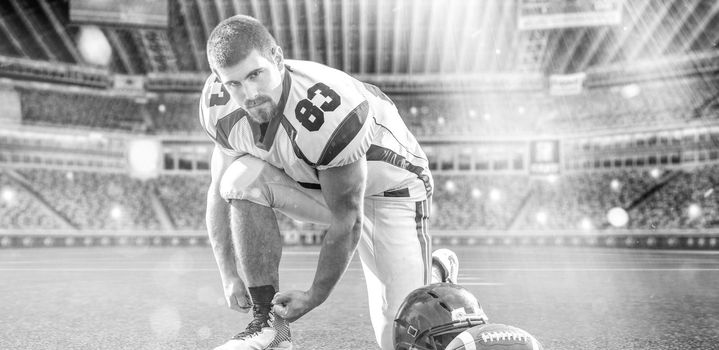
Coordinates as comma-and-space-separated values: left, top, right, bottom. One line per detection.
224, 278, 252, 313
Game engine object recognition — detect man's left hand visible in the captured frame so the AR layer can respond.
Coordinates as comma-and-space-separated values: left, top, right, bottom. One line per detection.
272, 290, 318, 323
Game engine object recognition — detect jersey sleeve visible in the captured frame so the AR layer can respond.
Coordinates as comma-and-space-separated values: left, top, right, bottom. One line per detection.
290, 79, 374, 170
199, 75, 246, 158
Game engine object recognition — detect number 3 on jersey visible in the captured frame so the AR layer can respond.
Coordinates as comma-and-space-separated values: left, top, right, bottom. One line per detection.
209, 78, 230, 107
295, 82, 341, 132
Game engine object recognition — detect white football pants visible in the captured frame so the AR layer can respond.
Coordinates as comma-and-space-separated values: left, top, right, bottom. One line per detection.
220, 155, 431, 350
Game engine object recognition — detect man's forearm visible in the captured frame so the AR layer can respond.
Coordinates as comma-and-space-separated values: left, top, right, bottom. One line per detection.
206, 190, 240, 281
308, 218, 362, 305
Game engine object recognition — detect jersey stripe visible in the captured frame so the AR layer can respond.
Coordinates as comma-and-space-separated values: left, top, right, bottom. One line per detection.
280, 116, 315, 166
366, 144, 432, 194
316, 100, 370, 166
257, 68, 293, 151
415, 200, 431, 285
215, 109, 248, 151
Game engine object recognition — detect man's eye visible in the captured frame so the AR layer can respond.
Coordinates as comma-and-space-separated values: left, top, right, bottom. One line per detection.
249, 71, 260, 80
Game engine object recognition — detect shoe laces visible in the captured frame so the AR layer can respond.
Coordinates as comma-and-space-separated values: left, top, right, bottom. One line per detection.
232, 304, 272, 339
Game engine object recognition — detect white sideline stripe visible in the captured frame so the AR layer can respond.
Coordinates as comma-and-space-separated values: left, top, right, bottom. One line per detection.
3, 267, 719, 272
282, 251, 320, 255
0, 267, 364, 272
461, 282, 505, 286
461, 268, 719, 271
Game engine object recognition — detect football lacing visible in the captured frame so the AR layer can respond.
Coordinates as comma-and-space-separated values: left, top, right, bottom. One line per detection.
480, 330, 529, 343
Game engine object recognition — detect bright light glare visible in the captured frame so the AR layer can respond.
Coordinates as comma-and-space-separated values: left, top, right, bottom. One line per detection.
536, 211, 548, 225
471, 188, 482, 199
110, 206, 123, 220
489, 189, 501, 202
77, 25, 112, 66
610, 179, 621, 192
688, 204, 702, 219
607, 207, 629, 227
580, 218, 593, 231
1, 186, 15, 203
128, 138, 161, 179
650, 168, 661, 179
444, 180, 456, 193
621, 84, 641, 99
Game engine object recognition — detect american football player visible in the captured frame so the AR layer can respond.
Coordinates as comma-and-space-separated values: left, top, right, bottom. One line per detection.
202, 15, 446, 350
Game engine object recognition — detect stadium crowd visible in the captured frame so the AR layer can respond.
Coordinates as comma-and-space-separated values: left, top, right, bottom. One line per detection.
14, 75, 718, 138
4, 76, 718, 232
2, 167, 719, 232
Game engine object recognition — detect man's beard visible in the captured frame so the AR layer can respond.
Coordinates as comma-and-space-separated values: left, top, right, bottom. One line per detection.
246, 96, 277, 123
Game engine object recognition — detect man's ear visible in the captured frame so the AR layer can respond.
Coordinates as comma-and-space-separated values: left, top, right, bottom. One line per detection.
273, 46, 284, 69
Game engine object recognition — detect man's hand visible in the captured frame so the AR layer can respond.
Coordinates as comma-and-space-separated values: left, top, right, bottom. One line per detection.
271, 290, 318, 322
224, 278, 252, 313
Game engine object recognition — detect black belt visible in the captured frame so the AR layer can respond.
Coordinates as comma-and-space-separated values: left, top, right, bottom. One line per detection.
382, 188, 410, 197
299, 182, 410, 198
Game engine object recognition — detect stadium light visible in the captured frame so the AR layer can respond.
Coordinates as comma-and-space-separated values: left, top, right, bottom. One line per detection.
650, 168, 661, 179
444, 180, 456, 193
1, 186, 15, 204
610, 179, 621, 192
471, 188, 482, 199
688, 204, 702, 220
607, 207, 629, 228
580, 218, 593, 231
546, 174, 558, 184
110, 205, 123, 220
65, 171, 74, 181
76, 25, 112, 66
158, 104, 167, 113
536, 211, 548, 225
489, 189, 501, 202
620, 84, 641, 99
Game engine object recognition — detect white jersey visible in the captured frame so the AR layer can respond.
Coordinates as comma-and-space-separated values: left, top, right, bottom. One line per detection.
199, 59, 432, 198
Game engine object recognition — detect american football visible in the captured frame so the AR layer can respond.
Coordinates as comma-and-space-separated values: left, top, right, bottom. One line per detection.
445, 324, 543, 350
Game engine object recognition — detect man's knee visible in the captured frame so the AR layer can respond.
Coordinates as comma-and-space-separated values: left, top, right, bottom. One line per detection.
219, 156, 273, 206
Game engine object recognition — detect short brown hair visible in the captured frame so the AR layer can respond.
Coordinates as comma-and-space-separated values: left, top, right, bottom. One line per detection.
206, 15, 277, 69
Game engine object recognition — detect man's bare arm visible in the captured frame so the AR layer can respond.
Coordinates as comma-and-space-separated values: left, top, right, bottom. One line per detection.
272, 157, 366, 321
206, 145, 250, 312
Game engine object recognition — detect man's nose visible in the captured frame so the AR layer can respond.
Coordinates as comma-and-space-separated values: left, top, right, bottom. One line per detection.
242, 83, 259, 101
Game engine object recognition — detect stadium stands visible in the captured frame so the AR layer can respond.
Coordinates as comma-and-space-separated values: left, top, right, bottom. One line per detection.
19, 88, 149, 131
0, 172, 66, 229
432, 175, 530, 230
146, 93, 203, 134
16, 169, 160, 230
2, 166, 719, 233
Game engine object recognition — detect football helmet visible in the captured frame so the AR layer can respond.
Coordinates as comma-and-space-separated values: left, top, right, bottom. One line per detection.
394, 283, 488, 350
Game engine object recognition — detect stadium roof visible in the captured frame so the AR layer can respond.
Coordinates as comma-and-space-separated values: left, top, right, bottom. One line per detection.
0, 0, 717, 77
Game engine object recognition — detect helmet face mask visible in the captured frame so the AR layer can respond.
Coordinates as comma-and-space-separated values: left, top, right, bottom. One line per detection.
393, 283, 489, 350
